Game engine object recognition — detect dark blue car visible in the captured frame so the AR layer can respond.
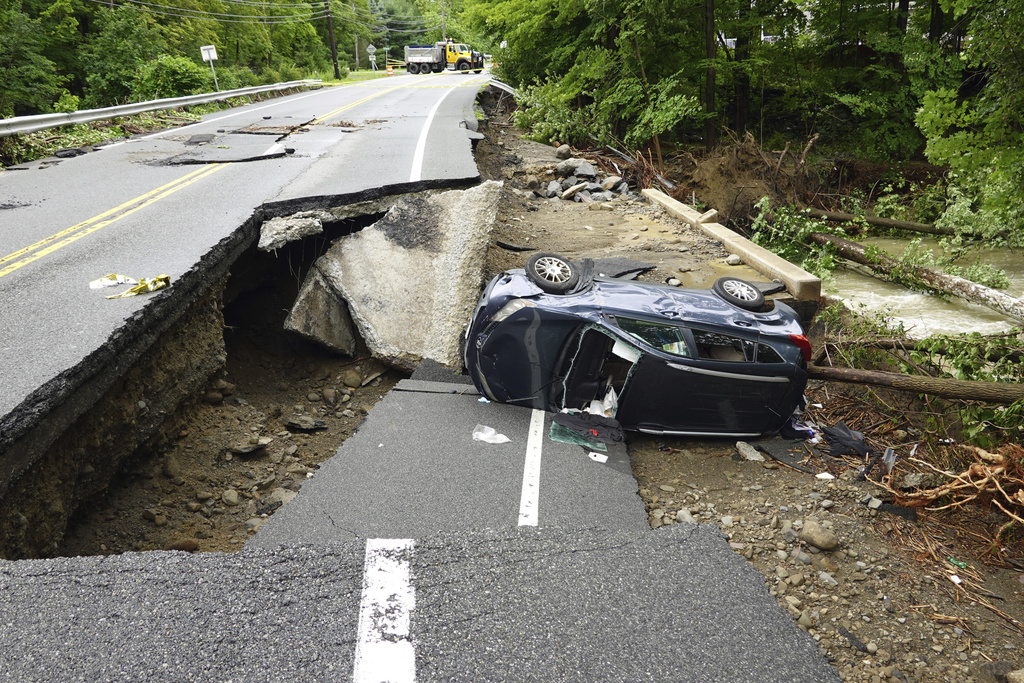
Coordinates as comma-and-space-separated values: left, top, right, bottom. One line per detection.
464, 253, 811, 437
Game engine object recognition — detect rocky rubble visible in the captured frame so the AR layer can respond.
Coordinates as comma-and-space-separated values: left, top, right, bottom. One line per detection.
510, 155, 634, 209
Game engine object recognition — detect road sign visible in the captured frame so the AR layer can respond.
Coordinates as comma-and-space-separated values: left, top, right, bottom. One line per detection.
366, 44, 377, 55
200, 45, 219, 92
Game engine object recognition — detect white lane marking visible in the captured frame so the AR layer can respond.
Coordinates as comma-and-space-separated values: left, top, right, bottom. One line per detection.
263, 142, 283, 156
408, 85, 459, 182
353, 538, 417, 683
518, 409, 546, 526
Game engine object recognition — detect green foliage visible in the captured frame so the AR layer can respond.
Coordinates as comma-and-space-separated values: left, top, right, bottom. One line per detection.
915, 0, 1024, 245
749, 197, 841, 280
81, 8, 165, 106
133, 54, 209, 100
0, 4, 64, 116
912, 331, 1024, 446
52, 89, 79, 113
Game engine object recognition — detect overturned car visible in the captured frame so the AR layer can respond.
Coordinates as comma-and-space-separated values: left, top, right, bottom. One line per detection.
464, 253, 811, 437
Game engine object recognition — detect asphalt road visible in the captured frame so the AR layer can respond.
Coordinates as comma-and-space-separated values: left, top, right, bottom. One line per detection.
0, 72, 486, 486
0, 74, 840, 681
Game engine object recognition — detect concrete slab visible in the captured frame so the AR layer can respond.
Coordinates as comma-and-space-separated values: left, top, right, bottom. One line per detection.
643, 189, 821, 301
314, 180, 503, 370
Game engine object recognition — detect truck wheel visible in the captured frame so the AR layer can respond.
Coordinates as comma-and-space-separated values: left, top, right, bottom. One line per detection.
474, 69, 483, 74
458, 61, 470, 73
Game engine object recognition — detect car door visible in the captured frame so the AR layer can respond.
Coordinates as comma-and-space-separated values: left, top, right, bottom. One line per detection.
612, 320, 794, 436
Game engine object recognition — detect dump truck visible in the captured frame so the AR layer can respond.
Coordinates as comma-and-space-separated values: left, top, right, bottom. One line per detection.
404, 40, 484, 74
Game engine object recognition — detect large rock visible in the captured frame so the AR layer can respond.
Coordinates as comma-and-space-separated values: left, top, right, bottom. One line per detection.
284, 266, 358, 355
555, 157, 586, 177
313, 181, 502, 370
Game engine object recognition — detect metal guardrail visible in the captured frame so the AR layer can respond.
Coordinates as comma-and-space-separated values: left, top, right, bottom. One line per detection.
488, 79, 518, 97
0, 79, 322, 138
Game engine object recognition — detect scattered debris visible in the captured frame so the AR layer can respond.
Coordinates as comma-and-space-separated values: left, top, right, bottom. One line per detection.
472, 424, 510, 444
103, 274, 170, 299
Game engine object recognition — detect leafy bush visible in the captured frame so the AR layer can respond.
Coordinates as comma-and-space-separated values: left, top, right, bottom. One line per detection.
132, 55, 208, 101
749, 197, 841, 279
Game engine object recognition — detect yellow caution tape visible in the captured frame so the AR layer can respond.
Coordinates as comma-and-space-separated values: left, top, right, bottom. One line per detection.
105, 274, 171, 299
89, 273, 139, 289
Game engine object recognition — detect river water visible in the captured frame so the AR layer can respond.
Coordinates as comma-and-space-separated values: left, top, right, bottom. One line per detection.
825, 237, 1024, 337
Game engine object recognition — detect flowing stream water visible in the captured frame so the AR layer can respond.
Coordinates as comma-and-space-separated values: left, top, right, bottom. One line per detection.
825, 237, 1024, 337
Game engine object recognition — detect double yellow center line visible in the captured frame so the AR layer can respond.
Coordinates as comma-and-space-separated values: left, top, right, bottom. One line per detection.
0, 82, 424, 280
0, 164, 226, 279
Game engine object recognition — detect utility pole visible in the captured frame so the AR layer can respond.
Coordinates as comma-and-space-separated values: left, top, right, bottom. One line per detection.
441, 0, 446, 41
704, 0, 717, 150
351, 1, 359, 70
324, 0, 341, 79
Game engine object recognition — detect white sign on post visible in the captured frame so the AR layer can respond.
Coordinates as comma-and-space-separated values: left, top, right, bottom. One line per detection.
366, 44, 377, 54
200, 45, 219, 92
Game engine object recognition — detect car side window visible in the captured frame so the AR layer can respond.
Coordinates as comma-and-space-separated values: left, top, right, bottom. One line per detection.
757, 343, 786, 363
614, 317, 691, 357
692, 329, 755, 362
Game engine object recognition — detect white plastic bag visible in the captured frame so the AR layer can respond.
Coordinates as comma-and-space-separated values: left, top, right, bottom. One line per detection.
472, 424, 510, 444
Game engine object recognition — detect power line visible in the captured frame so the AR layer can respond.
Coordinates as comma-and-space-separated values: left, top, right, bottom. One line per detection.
83, 0, 330, 23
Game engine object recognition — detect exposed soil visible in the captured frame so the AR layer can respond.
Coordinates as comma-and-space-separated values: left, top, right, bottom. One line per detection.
57, 88, 1024, 683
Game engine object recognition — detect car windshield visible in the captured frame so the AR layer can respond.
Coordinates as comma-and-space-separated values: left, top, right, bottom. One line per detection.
615, 317, 690, 357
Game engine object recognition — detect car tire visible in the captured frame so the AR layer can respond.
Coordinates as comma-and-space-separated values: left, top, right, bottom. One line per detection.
712, 277, 765, 311
525, 252, 580, 294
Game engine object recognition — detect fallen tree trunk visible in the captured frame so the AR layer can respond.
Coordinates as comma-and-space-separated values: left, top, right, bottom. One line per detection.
817, 338, 1023, 363
806, 208, 954, 236
809, 232, 1024, 323
807, 364, 1024, 403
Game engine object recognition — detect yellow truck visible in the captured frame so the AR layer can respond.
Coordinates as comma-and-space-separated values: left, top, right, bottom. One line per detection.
404, 40, 484, 74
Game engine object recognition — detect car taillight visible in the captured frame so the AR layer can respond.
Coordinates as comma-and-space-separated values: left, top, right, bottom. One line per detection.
789, 334, 813, 363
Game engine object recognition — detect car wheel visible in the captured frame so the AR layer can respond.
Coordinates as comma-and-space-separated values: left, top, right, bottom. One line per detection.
525, 252, 580, 294
712, 277, 765, 311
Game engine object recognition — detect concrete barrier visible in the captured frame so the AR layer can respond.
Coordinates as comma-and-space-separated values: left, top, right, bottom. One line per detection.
642, 189, 821, 302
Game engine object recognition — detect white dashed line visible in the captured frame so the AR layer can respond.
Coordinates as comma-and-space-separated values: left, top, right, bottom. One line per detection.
518, 409, 545, 526
353, 538, 416, 683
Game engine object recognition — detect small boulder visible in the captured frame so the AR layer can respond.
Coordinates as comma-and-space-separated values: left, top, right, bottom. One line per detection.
799, 519, 840, 551
736, 441, 765, 462
555, 144, 572, 159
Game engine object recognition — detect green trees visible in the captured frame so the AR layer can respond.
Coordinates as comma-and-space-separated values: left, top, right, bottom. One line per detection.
1, 0, 429, 115
467, 0, 701, 152
80, 9, 165, 106
0, 1, 64, 116
915, 0, 1024, 240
